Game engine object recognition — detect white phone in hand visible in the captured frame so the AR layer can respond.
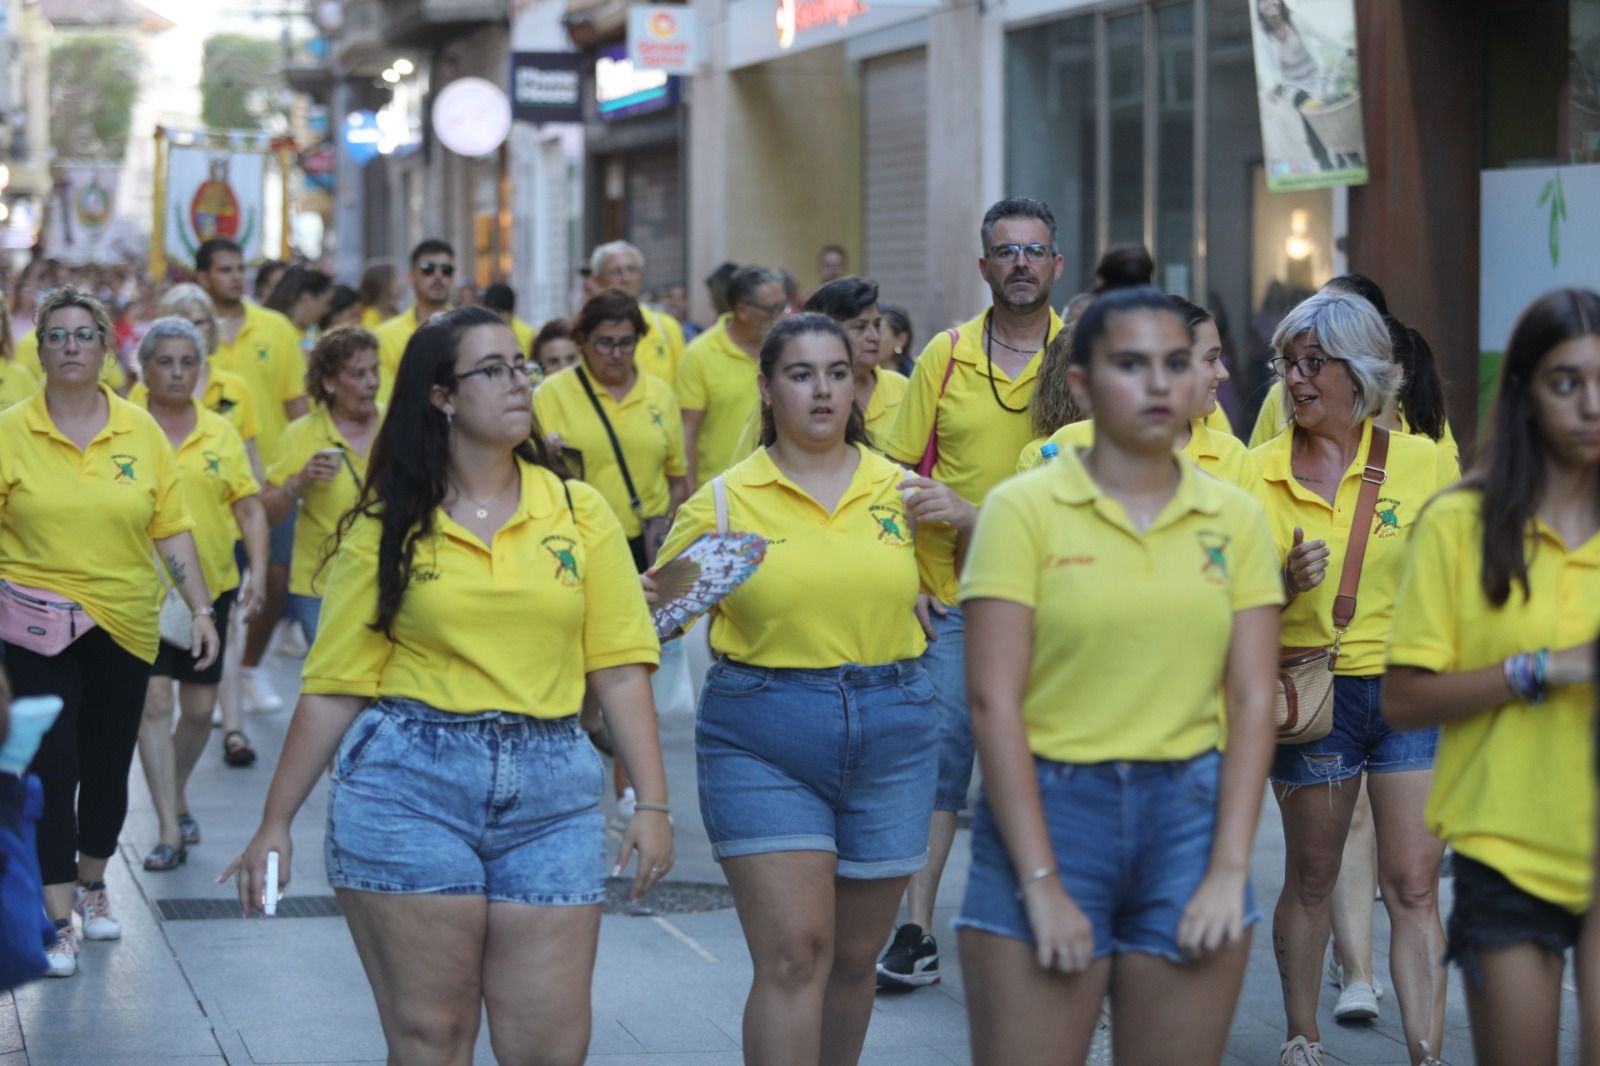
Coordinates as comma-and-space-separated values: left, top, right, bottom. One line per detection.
264, 851, 279, 917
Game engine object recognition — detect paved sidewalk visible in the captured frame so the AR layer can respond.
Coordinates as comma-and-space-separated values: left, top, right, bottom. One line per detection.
0, 646, 1581, 1064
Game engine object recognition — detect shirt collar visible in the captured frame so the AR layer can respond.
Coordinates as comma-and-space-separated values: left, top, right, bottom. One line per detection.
1185, 418, 1223, 461
732, 444, 892, 511
1050, 445, 1224, 524
25, 383, 132, 444
1260, 418, 1376, 498
950, 307, 1066, 383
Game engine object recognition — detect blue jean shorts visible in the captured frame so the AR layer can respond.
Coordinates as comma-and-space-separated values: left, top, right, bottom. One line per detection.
695, 659, 938, 879
955, 750, 1260, 963
1270, 674, 1438, 787
326, 698, 606, 905
285, 594, 322, 645
918, 603, 974, 812
268, 508, 297, 567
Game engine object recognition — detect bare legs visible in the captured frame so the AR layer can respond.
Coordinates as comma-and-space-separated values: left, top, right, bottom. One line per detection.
1330, 778, 1379, 989
906, 810, 958, 933
139, 678, 222, 849
1465, 943, 1566, 1066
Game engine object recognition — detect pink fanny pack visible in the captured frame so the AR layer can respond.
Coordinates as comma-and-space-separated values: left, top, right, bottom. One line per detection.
0, 581, 97, 656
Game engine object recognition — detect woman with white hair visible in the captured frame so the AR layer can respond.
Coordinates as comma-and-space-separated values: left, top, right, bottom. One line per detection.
1250, 291, 1458, 1066
132, 317, 269, 868
149, 284, 263, 477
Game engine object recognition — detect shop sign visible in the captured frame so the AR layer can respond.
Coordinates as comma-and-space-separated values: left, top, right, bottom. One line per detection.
1248, 0, 1369, 192
595, 46, 679, 122
776, 0, 869, 49
628, 6, 700, 75
511, 52, 585, 125
432, 77, 513, 157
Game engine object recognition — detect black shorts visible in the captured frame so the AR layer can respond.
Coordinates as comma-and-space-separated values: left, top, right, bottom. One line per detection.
151, 588, 236, 686
1444, 853, 1585, 991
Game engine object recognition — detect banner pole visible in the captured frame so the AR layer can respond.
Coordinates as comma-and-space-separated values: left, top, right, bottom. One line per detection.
150, 127, 167, 281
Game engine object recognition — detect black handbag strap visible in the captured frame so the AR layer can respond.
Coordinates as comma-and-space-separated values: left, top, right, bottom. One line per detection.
575, 368, 643, 516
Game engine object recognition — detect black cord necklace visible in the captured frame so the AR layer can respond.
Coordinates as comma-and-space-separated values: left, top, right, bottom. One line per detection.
983, 310, 1039, 415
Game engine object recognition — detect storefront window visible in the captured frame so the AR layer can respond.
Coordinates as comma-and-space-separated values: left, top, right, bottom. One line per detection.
1155, 1, 1195, 294
1106, 11, 1146, 246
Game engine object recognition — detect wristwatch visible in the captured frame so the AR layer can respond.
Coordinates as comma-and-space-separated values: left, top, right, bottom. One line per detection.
192, 606, 216, 618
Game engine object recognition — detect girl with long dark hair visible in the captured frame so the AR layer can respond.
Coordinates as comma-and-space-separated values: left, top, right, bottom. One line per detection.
226, 306, 673, 1065
1384, 288, 1600, 1066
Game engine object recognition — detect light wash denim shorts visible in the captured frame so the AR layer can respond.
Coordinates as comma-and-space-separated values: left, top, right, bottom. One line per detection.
955, 749, 1260, 963
918, 604, 975, 812
326, 698, 606, 905
695, 659, 938, 879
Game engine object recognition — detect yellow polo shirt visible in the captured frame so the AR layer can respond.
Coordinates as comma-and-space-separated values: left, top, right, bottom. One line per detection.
302, 462, 657, 716
638, 305, 687, 385
16, 329, 127, 392
211, 302, 306, 459
1203, 405, 1233, 435
0, 360, 37, 411
266, 406, 376, 596
137, 399, 258, 597
0, 386, 193, 661
675, 315, 760, 484
883, 309, 1065, 604
1250, 419, 1457, 675
1248, 379, 1460, 463
533, 363, 687, 538
373, 307, 426, 406
1387, 489, 1598, 911
1032, 418, 1256, 488
511, 316, 536, 359
129, 364, 260, 443
360, 306, 385, 331
962, 447, 1283, 762
656, 445, 926, 667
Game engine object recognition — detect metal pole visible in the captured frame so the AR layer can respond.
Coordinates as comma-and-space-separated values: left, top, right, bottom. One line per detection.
332, 74, 363, 281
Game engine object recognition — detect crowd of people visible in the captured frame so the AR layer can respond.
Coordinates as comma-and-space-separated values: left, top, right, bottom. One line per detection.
0, 192, 1595, 1066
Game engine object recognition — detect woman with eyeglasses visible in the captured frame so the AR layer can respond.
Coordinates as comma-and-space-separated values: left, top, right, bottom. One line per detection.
0, 286, 218, 978
1250, 291, 1458, 1066
258, 327, 381, 654
225, 306, 671, 1066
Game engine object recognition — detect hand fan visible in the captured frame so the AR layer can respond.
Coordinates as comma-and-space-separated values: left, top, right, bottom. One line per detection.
650, 532, 766, 639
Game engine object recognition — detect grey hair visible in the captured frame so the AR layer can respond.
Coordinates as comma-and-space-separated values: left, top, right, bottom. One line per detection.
1271, 291, 1402, 425
980, 196, 1058, 251
137, 316, 208, 364
589, 240, 644, 275
156, 283, 218, 353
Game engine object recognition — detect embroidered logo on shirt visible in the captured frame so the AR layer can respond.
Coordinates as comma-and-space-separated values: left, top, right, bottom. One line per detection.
541, 535, 582, 586
1197, 531, 1231, 584
649, 406, 666, 431
112, 454, 138, 483
1373, 498, 1403, 538
868, 505, 911, 547
411, 568, 441, 584
256, 346, 270, 362
203, 450, 223, 475
214, 397, 237, 415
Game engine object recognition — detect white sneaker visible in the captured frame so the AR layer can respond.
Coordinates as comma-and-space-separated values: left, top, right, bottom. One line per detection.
73, 883, 122, 940
1327, 955, 1384, 998
241, 667, 283, 713
43, 923, 79, 977
275, 622, 309, 658
1280, 1036, 1323, 1066
1334, 979, 1380, 1022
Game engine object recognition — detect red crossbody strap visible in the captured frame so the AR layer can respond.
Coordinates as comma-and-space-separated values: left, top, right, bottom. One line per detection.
913, 329, 961, 478
1331, 425, 1390, 631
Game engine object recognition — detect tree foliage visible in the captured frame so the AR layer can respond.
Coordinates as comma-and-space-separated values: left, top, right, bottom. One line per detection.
49, 35, 144, 160
200, 33, 286, 131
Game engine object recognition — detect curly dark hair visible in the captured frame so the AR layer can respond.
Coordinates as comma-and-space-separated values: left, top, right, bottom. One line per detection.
306, 326, 379, 407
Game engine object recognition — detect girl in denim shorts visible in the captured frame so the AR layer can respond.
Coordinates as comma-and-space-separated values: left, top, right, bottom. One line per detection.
225, 307, 673, 1066
652, 314, 936, 1066
956, 289, 1283, 1066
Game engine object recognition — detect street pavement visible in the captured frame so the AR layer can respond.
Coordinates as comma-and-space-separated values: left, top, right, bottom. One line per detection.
0, 640, 1582, 1065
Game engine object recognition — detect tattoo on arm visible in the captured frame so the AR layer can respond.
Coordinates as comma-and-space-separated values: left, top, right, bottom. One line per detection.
165, 554, 188, 586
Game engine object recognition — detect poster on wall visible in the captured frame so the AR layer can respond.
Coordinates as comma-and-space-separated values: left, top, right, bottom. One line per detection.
1479, 163, 1600, 412
43, 163, 122, 265
1248, 0, 1368, 192
161, 145, 268, 267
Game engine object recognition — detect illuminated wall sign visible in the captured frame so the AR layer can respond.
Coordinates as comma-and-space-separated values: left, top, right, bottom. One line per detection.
627, 6, 700, 75
511, 52, 584, 124
595, 46, 679, 122
776, 0, 869, 48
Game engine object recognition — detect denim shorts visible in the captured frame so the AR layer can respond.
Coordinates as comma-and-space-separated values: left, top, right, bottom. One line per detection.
1445, 853, 1585, 992
918, 603, 974, 812
268, 508, 297, 567
326, 698, 606, 905
955, 749, 1260, 963
695, 659, 938, 879
1270, 674, 1438, 786
285, 594, 322, 645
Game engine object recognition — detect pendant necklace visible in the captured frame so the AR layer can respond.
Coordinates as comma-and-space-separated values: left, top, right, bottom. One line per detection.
451, 475, 517, 520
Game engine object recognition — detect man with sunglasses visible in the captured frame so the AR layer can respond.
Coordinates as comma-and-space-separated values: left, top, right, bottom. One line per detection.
876, 196, 1067, 992
373, 239, 457, 405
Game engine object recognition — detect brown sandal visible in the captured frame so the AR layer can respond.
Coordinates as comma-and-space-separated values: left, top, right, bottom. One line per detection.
223, 730, 257, 767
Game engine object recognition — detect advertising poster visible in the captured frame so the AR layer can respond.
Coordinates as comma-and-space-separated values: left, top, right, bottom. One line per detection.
44, 163, 122, 264
1248, 0, 1368, 192
162, 145, 268, 266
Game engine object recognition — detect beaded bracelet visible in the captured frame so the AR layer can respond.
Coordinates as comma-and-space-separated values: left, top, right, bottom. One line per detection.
1503, 649, 1549, 705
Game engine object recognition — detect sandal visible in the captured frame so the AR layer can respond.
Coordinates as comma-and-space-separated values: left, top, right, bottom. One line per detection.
178, 812, 201, 846
223, 730, 257, 768
143, 843, 187, 871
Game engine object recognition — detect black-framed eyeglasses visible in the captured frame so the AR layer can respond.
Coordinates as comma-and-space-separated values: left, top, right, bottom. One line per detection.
986, 243, 1054, 264
418, 261, 456, 278
1270, 354, 1335, 379
456, 360, 536, 389
42, 326, 102, 350
590, 335, 639, 355
741, 300, 788, 317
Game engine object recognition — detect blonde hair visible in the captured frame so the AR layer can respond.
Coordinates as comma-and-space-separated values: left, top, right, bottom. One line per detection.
35, 285, 114, 350
156, 284, 219, 355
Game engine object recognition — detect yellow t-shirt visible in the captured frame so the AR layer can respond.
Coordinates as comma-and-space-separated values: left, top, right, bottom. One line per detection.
1250, 419, 1458, 675
17, 329, 128, 392
882, 309, 1065, 604
511, 316, 536, 359
638, 305, 687, 386
961, 447, 1283, 762
360, 306, 385, 331
266, 406, 376, 596
137, 399, 259, 597
0, 360, 37, 411
1034, 418, 1257, 488
1248, 379, 1460, 464
674, 314, 760, 484
533, 364, 687, 539
210, 302, 306, 459
302, 463, 658, 715
129, 363, 260, 443
656, 445, 926, 667
1387, 488, 1598, 912
0, 386, 193, 661
373, 308, 425, 406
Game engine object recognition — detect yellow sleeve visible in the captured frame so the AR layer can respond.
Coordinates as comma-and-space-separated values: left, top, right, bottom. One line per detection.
883, 334, 956, 466
235, 388, 261, 441
274, 323, 307, 404
266, 420, 310, 486
532, 381, 568, 437
654, 480, 716, 568
1386, 495, 1465, 673
662, 311, 686, 359
1439, 418, 1460, 469
1017, 438, 1044, 474
730, 408, 760, 465
300, 515, 391, 696
16, 332, 41, 375
569, 481, 660, 672
958, 481, 1039, 607
661, 391, 688, 478
148, 430, 195, 539
11, 362, 37, 389
1228, 496, 1287, 611
219, 423, 260, 503
1436, 436, 1461, 487
1248, 381, 1287, 448
675, 347, 709, 412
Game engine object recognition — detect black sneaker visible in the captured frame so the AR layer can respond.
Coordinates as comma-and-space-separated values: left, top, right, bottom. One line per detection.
876, 923, 939, 988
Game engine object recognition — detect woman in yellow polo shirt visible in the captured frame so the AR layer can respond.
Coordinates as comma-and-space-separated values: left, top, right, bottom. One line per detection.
1383, 288, 1600, 1066
0, 287, 218, 979
1251, 290, 1456, 1066
653, 313, 936, 1066
260, 327, 381, 646
131, 318, 269, 869
0, 288, 40, 411
806, 276, 909, 447
956, 288, 1281, 1066
225, 306, 671, 1064
357, 261, 400, 331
